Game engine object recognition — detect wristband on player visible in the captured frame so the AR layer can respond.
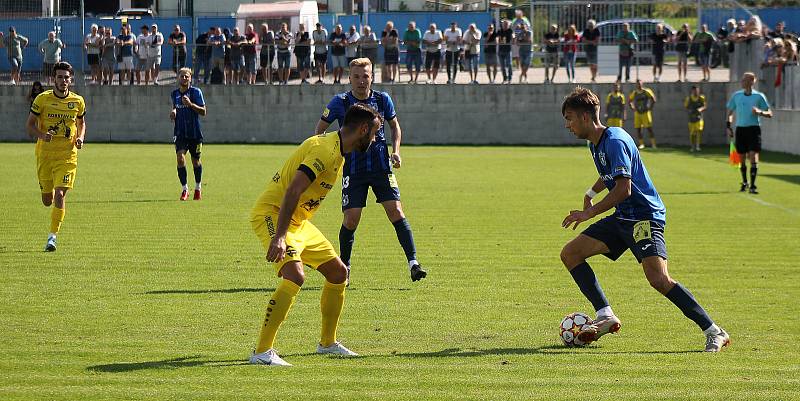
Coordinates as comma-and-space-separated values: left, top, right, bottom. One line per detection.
585, 188, 598, 199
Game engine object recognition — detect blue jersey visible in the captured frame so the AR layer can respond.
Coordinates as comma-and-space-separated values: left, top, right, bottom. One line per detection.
726, 89, 770, 127
321, 90, 397, 175
172, 87, 205, 140
589, 127, 666, 224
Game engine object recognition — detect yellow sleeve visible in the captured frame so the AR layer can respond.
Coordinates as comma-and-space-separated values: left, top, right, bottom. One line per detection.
606, 93, 612, 105
684, 96, 689, 108
700, 95, 706, 107
299, 141, 333, 180
628, 91, 635, 102
30, 93, 45, 115
646, 88, 655, 100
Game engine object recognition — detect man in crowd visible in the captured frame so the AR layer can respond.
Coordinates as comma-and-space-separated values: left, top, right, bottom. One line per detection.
444, 22, 462, 84
423, 23, 443, 84
0, 27, 29, 85
243, 24, 258, 85
403, 21, 422, 84
84, 24, 102, 84
149, 24, 164, 85
543, 24, 559, 84
39, 31, 66, 85
312, 23, 328, 84
259, 24, 275, 85
616, 23, 637, 83
330, 24, 347, 84
582, 20, 600, 82
169, 25, 188, 73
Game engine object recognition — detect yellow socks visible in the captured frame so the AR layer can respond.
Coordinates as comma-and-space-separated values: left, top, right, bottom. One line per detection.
50, 207, 65, 234
320, 280, 347, 347
255, 279, 300, 353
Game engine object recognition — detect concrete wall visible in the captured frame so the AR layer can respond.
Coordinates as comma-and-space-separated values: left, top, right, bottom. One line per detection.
761, 110, 800, 155
0, 82, 730, 146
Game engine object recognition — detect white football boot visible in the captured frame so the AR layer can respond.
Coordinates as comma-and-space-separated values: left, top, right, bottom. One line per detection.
249, 349, 292, 366
316, 342, 358, 356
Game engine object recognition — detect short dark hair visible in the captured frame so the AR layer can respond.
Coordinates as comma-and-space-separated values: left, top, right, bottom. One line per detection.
52, 61, 74, 77
561, 86, 600, 123
342, 103, 382, 130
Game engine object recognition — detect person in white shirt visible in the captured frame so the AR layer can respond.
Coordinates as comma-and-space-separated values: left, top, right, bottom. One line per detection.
135, 25, 150, 85
345, 25, 361, 64
312, 23, 328, 84
463, 24, 481, 84
443, 22, 462, 84
84, 24, 102, 84
149, 24, 164, 85
358, 25, 378, 76
423, 23, 443, 83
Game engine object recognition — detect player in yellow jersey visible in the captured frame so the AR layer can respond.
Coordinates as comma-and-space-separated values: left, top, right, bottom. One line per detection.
628, 79, 657, 149
248, 103, 381, 367
25, 61, 86, 252
604, 81, 626, 127
684, 85, 706, 152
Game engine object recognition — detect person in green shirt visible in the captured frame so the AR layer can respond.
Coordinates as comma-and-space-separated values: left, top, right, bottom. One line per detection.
693, 24, 716, 82
616, 23, 638, 82
403, 21, 422, 83
0, 27, 29, 85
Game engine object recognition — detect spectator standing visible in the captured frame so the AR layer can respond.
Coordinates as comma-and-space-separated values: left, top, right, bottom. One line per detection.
84, 24, 102, 84
675, 23, 692, 82
516, 22, 532, 83
100, 27, 116, 85
116, 25, 135, 85
295, 23, 311, 84
209, 27, 227, 84
359, 25, 378, 76
684, 85, 707, 152
563, 24, 578, 83
193, 27, 212, 84
135, 25, 150, 85
403, 21, 422, 84
767, 21, 788, 39
312, 23, 328, 84
604, 81, 627, 127
259, 24, 275, 85
717, 19, 736, 68
0, 27, 29, 85
650, 24, 669, 82
693, 24, 716, 82
543, 24, 560, 84
39, 31, 66, 85
511, 9, 531, 69
463, 23, 481, 84
345, 25, 361, 66
629, 79, 657, 149
381, 22, 400, 83
423, 23, 443, 84
169, 25, 188, 74
726, 72, 772, 194
229, 27, 246, 85
616, 22, 638, 82
243, 24, 258, 85
223, 28, 233, 84
582, 20, 600, 82
330, 24, 347, 84
484, 24, 498, 83
276, 23, 293, 85
149, 24, 164, 85
444, 22, 462, 84
497, 20, 514, 84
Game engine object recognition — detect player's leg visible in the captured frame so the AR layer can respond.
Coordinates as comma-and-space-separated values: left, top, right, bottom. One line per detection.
636, 124, 645, 149
250, 261, 303, 366
189, 142, 203, 200
316, 258, 356, 355
641, 256, 729, 351
338, 174, 368, 280
176, 147, 189, 200
375, 173, 426, 281
749, 150, 760, 193
647, 126, 656, 148
735, 127, 749, 191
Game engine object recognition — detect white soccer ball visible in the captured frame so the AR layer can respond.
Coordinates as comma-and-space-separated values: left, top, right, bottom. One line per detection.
560, 312, 594, 347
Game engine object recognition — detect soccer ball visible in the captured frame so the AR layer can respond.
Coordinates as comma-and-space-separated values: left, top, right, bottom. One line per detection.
560, 312, 594, 347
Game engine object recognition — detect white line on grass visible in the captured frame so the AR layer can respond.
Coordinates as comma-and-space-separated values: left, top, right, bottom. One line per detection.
739, 194, 800, 216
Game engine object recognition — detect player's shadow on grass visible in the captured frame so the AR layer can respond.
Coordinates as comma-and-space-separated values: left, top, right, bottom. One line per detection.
87, 355, 248, 372
71, 199, 175, 203
143, 287, 409, 295
394, 345, 701, 357
762, 174, 800, 186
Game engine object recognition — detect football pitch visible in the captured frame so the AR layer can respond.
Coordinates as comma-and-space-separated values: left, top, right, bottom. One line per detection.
2, 143, 799, 400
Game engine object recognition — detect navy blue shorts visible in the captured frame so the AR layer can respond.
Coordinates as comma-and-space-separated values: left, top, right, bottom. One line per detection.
174, 137, 203, 159
341, 171, 401, 210
582, 216, 668, 263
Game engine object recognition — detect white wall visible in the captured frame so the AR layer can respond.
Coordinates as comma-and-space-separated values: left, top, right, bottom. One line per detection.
761, 110, 800, 155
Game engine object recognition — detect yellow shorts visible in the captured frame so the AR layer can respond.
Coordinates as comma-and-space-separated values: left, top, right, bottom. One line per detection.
634, 112, 652, 129
606, 118, 623, 127
688, 120, 704, 134
251, 213, 338, 275
37, 157, 77, 193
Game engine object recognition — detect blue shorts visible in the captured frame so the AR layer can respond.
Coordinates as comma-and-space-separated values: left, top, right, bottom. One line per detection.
341, 171, 401, 210
277, 52, 291, 69
582, 216, 668, 263
244, 54, 257, 73
296, 53, 311, 69
231, 55, 244, 70
174, 137, 203, 159
406, 49, 422, 71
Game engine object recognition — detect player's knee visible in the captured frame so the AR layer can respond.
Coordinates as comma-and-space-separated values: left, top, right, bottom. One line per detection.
560, 244, 581, 268
646, 274, 673, 293
324, 261, 348, 284
342, 212, 361, 230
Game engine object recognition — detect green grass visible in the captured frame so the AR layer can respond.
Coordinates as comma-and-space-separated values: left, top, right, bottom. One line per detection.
1, 143, 799, 400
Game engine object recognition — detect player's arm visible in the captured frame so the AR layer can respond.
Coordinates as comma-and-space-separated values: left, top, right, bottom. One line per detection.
76, 115, 85, 149
315, 119, 331, 136
583, 177, 605, 211
387, 116, 402, 168
181, 95, 206, 116
25, 113, 52, 142
726, 108, 736, 137
266, 170, 313, 263
563, 176, 631, 230
753, 95, 772, 118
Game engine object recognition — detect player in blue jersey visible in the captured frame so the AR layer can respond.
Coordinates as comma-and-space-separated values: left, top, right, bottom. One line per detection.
559, 87, 729, 352
726, 72, 772, 194
314, 58, 426, 284
170, 68, 207, 201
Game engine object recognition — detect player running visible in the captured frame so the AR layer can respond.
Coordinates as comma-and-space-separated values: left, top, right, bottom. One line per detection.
170, 68, 207, 201
314, 57, 426, 285
604, 81, 626, 128
684, 85, 707, 152
25, 61, 86, 252
249, 104, 381, 366
559, 87, 729, 352
628, 79, 657, 149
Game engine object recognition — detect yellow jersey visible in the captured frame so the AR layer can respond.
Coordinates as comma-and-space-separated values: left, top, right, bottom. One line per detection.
684, 94, 706, 123
629, 88, 655, 114
251, 132, 344, 225
30, 89, 86, 161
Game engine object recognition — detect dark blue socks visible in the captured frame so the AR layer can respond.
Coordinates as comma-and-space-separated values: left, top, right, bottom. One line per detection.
193, 164, 203, 185
339, 225, 355, 266
665, 283, 714, 331
177, 166, 188, 186
392, 218, 417, 262
569, 262, 610, 312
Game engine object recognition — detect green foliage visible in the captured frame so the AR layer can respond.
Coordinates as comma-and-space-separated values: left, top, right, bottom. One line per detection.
1, 144, 799, 400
